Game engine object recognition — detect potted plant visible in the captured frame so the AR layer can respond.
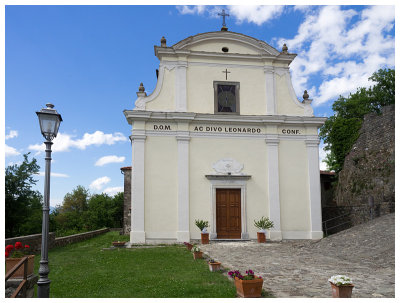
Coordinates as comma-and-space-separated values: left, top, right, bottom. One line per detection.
208, 259, 222, 272
183, 242, 193, 251
254, 216, 274, 243
195, 219, 209, 244
191, 245, 203, 260
5, 242, 35, 279
328, 275, 354, 298
228, 269, 263, 298
112, 241, 126, 247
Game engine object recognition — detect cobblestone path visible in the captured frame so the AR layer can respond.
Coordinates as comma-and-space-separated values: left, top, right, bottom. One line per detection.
199, 213, 395, 298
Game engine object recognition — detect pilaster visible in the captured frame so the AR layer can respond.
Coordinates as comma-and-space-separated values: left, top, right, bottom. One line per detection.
130, 133, 146, 244
264, 66, 276, 115
176, 123, 190, 242
265, 134, 282, 240
305, 138, 323, 239
175, 60, 188, 112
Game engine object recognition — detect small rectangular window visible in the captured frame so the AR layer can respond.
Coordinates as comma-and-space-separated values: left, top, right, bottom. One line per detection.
214, 81, 240, 114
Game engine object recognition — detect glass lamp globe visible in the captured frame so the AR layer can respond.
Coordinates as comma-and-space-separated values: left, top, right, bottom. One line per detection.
36, 103, 63, 141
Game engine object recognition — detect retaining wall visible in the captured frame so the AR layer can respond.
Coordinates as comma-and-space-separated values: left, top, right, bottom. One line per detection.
5, 228, 110, 253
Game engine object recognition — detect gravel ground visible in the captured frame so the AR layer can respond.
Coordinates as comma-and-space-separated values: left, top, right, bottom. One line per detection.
199, 213, 395, 298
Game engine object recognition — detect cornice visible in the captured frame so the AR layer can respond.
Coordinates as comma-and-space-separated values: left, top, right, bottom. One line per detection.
154, 31, 296, 65
123, 110, 327, 126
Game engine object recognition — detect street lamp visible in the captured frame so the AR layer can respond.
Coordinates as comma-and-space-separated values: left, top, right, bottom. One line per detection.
36, 103, 62, 298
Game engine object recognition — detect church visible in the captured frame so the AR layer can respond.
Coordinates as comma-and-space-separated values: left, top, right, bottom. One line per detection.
123, 20, 326, 244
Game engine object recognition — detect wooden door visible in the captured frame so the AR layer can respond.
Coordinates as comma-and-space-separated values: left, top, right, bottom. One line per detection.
216, 188, 241, 239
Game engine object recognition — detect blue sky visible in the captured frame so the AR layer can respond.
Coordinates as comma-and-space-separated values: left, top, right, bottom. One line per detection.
4, 5, 395, 207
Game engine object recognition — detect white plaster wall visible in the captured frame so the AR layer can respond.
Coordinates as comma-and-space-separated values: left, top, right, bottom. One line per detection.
278, 140, 311, 232
188, 137, 268, 239
275, 73, 304, 116
186, 64, 266, 115
145, 67, 176, 111
188, 40, 260, 55
144, 136, 178, 237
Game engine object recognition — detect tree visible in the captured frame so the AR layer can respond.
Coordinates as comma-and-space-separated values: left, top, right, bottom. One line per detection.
5, 153, 43, 237
86, 192, 124, 230
54, 186, 90, 232
51, 186, 124, 234
320, 68, 395, 172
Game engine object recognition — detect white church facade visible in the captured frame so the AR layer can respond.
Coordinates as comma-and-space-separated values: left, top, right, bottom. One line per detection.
124, 27, 326, 244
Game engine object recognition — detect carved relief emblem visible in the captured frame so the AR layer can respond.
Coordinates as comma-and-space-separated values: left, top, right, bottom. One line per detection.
212, 158, 244, 175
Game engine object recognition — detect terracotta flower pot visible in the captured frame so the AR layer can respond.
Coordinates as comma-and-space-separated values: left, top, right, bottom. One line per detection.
112, 241, 126, 247
208, 261, 221, 272
330, 282, 354, 298
5, 255, 35, 279
257, 232, 266, 243
193, 251, 203, 260
234, 277, 263, 298
201, 233, 209, 244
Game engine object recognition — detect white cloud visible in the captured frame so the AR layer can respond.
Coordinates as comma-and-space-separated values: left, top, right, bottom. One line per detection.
228, 5, 284, 25
319, 143, 328, 171
277, 5, 395, 106
28, 131, 128, 153
89, 176, 111, 191
5, 130, 18, 140
176, 5, 284, 25
37, 172, 69, 178
103, 186, 124, 196
95, 155, 126, 167
50, 198, 63, 208
5, 144, 20, 157
176, 5, 206, 15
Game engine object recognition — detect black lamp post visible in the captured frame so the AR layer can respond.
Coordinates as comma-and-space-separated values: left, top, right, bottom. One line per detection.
36, 103, 62, 298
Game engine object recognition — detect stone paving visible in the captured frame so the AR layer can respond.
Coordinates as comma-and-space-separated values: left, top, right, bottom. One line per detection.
199, 213, 395, 298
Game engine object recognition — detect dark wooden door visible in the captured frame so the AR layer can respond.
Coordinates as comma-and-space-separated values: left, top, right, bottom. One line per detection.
216, 188, 241, 239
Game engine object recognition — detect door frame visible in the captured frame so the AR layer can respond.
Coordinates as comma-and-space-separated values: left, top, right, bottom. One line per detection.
206, 175, 251, 240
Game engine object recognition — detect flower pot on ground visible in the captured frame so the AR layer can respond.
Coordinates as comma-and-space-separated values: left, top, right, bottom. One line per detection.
191, 245, 203, 260
208, 259, 221, 272
5, 255, 35, 279
254, 216, 274, 243
328, 275, 354, 298
112, 241, 126, 247
256, 232, 266, 243
229, 270, 263, 298
195, 219, 209, 244
201, 233, 209, 244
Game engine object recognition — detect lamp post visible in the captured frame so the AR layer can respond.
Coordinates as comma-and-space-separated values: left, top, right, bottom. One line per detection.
36, 103, 62, 298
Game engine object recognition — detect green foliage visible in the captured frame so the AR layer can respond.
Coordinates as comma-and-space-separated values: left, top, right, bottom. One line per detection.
51, 186, 124, 235
253, 216, 274, 230
320, 68, 395, 172
5, 153, 43, 237
195, 219, 209, 231
36, 232, 238, 298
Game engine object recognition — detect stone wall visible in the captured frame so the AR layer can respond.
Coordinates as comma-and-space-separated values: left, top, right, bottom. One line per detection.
121, 166, 132, 235
5, 228, 109, 253
323, 105, 395, 231
5, 233, 56, 254
53, 228, 109, 247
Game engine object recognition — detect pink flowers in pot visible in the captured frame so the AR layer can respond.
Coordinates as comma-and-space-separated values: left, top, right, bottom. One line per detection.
228, 269, 261, 280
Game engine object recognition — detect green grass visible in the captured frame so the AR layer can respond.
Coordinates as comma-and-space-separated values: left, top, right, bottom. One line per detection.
33, 232, 237, 298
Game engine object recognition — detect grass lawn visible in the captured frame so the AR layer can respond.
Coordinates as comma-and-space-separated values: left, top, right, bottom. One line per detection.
33, 231, 237, 298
